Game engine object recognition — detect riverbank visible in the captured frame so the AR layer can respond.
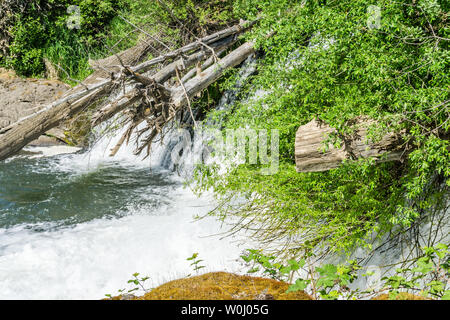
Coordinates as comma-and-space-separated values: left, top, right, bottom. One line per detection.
0, 68, 88, 147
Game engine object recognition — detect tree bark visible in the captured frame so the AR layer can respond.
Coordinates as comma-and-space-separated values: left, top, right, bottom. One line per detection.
295, 118, 405, 172
0, 87, 108, 161
0, 22, 253, 161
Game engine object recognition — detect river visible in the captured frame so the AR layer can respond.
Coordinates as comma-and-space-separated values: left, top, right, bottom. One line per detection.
0, 137, 249, 299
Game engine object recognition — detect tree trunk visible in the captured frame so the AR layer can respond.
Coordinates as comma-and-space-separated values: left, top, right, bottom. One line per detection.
0, 87, 108, 161
295, 118, 404, 172
0, 22, 254, 161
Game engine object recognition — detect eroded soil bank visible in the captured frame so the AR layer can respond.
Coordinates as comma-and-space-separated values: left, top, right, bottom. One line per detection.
0, 68, 83, 146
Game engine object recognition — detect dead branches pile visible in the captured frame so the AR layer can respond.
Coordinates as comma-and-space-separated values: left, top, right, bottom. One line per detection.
0, 20, 256, 161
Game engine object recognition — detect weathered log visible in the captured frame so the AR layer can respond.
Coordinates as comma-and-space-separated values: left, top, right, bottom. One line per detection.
133, 20, 254, 74
0, 86, 109, 161
118, 41, 257, 157
91, 89, 143, 128
90, 36, 238, 127
295, 118, 404, 172
172, 41, 255, 107
0, 22, 251, 161
67, 21, 249, 96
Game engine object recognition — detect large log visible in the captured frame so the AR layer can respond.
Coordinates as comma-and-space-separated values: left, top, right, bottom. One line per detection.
0, 86, 109, 161
120, 41, 257, 157
0, 22, 251, 161
90, 35, 238, 127
172, 42, 255, 107
295, 118, 404, 172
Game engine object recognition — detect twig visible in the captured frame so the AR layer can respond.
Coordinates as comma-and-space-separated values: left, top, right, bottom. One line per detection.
117, 14, 172, 51
175, 67, 197, 128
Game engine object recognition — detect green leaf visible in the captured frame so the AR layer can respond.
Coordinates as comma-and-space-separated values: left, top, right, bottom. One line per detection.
287, 279, 310, 292
187, 253, 199, 261
248, 267, 260, 273
288, 259, 300, 271
441, 291, 450, 300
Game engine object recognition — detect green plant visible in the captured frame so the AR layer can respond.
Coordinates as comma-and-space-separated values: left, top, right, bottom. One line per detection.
241, 249, 360, 300
6, 17, 46, 76
240, 249, 302, 282
241, 243, 449, 300
187, 252, 206, 276
126, 272, 151, 294
381, 243, 450, 300
104, 272, 151, 299
193, 0, 449, 259
2, 0, 127, 78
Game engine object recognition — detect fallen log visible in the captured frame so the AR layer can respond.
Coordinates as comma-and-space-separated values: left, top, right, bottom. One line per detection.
90, 35, 238, 127
0, 22, 254, 161
172, 42, 255, 108
295, 118, 405, 172
122, 41, 257, 157
0, 86, 109, 161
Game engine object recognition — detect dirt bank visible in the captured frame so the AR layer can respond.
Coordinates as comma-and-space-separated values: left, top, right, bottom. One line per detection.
0, 68, 71, 146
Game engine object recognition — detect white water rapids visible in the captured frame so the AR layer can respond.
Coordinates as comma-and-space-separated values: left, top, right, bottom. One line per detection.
0, 126, 254, 300
0, 55, 447, 300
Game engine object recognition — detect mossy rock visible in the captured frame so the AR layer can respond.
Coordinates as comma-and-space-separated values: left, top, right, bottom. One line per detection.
110, 272, 313, 300
372, 292, 430, 300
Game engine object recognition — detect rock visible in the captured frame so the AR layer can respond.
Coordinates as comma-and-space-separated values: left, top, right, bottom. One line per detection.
134, 272, 313, 300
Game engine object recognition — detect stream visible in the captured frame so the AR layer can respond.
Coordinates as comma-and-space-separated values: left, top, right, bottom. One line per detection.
0, 137, 250, 299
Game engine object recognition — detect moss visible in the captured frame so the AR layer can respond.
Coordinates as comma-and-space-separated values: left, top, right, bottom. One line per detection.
122, 272, 312, 300
372, 292, 430, 300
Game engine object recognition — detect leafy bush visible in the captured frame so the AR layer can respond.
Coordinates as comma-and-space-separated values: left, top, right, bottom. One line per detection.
6, 17, 47, 76
241, 243, 450, 300
3, 0, 126, 77
193, 0, 449, 257
2, 0, 237, 79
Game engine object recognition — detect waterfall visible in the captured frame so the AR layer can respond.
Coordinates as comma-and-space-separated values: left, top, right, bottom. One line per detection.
0, 48, 447, 300
0, 57, 260, 299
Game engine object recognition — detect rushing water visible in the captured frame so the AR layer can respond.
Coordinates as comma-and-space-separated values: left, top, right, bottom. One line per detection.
0, 142, 251, 299
0, 57, 260, 300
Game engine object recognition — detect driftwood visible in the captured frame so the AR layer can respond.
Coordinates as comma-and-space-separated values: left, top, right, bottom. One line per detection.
295, 118, 404, 172
0, 21, 255, 161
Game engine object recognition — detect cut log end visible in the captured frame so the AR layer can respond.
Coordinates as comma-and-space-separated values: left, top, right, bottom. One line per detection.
295, 119, 404, 173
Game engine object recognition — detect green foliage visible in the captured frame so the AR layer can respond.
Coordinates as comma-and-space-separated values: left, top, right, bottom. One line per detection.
241, 244, 450, 300
2, 0, 237, 79
240, 249, 304, 281
193, 0, 449, 256
104, 272, 151, 298
3, 0, 125, 78
241, 248, 361, 300
195, 157, 412, 254
6, 17, 47, 76
382, 243, 450, 299
126, 272, 151, 293
187, 252, 206, 275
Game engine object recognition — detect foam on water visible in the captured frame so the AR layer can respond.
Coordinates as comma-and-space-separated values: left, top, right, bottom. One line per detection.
0, 187, 248, 299
23, 145, 82, 158
0, 121, 252, 299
